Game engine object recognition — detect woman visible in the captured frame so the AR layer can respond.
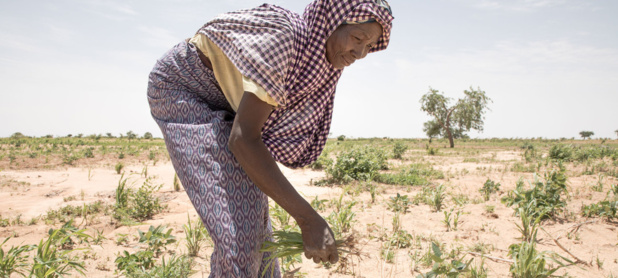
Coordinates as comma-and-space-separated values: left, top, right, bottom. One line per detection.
147, 0, 393, 276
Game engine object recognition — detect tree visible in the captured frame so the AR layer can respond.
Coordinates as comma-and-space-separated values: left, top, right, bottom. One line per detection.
423, 120, 441, 143
420, 87, 491, 148
126, 131, 137, 140
579, 131, 594, 140
143, 132, 153, 140
615, 129, 618, 138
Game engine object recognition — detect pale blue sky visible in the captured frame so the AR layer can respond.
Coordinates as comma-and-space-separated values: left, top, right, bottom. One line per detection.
1, 0, 617, 139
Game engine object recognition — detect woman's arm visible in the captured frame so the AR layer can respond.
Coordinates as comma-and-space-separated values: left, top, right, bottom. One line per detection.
228, 92, 339, 264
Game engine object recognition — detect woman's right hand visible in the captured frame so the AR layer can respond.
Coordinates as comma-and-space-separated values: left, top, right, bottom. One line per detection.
299, 213, 339, 264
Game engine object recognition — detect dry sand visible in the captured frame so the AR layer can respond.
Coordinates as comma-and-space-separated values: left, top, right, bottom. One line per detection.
1, 151, 617, 277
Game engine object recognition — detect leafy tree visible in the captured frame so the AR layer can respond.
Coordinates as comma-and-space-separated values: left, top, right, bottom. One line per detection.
10, 132, 26, 139
126, 131, 137, 140
423, 120, 441, 142
579, 131, 594, 140
420, 87, 491, 148
143, 132, 153, 140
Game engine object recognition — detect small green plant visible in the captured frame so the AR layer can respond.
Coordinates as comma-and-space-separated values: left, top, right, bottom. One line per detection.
270, 203, 294, 231
417, 242, 472, 278
326, 201, 357, 237
115, 162, 124, 174
380, 242, 396, 264
309, 151, 333, 170
502, 167, 568, 220
514, 207, 543, 243
431, 184, 447, 212
442, 209, 462, 232
114, 176, 165, 223
479, 179, 500, 201
484, 205, 495, 213
387, 193, 411, 213
0, 237, 35, 277
183, 215, 209, 257
591, 174, 605, 192
173, 173, 181, 192
30, 223, 89, 277
508, 239, 570, 278
137, 225, 176, 257
393, 142, 409, 159
427, 146, 439, 156
310, 196, 328, 212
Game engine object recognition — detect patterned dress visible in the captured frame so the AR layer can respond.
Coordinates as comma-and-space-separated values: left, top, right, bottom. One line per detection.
147, 0, 393, 277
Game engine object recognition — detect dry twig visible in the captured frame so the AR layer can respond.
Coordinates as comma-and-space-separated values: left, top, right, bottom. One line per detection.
467, 252, 514, 264
541, 228, 590, 266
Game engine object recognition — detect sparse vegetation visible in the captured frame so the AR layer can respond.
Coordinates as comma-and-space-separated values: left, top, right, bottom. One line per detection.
1, 136, 618, 276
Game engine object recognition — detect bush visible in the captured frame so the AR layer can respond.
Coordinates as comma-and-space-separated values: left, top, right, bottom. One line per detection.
548, 144, 573, 161
392, 142, 408, 159
479, 179, 501, 201
502, 168, 568, 220
114, 176, 165, 223
325, 147, 387, 184
377, 164, 442, 186
309, 152, 333, 170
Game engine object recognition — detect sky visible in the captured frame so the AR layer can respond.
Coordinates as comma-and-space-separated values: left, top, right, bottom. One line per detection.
1, 0, 617, 139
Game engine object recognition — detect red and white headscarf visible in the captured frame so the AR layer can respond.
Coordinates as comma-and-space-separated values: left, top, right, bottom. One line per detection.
198, 0, 394, 168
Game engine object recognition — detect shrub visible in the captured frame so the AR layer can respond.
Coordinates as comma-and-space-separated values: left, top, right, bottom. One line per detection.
309, 151, 333, 170
325, 147, 387, 184
392, 142, 408, 159
114, 176, 165, 223
387, 193, 410, 213
377, 164, 443, 186
479, 179, 501, 201
501, 168, 568, 220
115, 162, 124, 174
130, 179, 165, 221
138, 225, 176, 257
548, 144, 573, 161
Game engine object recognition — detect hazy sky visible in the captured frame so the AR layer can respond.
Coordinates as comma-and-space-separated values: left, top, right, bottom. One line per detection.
1, 0, 617, 139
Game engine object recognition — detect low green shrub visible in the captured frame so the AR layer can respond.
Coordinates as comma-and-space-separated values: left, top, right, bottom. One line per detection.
325, 147, 387, 184
479, 179, 501, 201
377, 164, 443, 186
392, 142, 408, 159
502, 167, 568, 220
548, 144, 573, 161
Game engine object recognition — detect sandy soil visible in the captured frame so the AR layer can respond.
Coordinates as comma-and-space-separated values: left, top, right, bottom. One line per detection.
1, 150, 617, 277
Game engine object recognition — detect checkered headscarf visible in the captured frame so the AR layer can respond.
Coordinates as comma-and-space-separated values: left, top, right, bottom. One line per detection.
198, 0, 394, 168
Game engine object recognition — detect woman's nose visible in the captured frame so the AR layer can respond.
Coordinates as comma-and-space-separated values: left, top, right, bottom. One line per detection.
352, 45, 368, 60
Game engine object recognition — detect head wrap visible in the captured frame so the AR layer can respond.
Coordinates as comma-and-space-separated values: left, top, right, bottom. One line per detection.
197, 0, 394, 168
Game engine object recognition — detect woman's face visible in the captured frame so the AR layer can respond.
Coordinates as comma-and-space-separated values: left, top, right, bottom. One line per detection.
325, 21, 383, 69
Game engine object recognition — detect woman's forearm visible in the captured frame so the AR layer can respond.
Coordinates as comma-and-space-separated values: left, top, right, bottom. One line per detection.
228, 131, 318, 226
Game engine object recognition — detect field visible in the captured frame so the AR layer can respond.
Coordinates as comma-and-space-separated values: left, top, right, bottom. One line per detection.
1, 135, 617, 277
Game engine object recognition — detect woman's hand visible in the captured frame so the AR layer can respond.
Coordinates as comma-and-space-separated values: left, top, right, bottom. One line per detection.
299, 213, 339, 264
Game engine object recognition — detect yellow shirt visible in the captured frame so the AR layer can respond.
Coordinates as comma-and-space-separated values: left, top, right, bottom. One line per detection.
189, 34, 279, 111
